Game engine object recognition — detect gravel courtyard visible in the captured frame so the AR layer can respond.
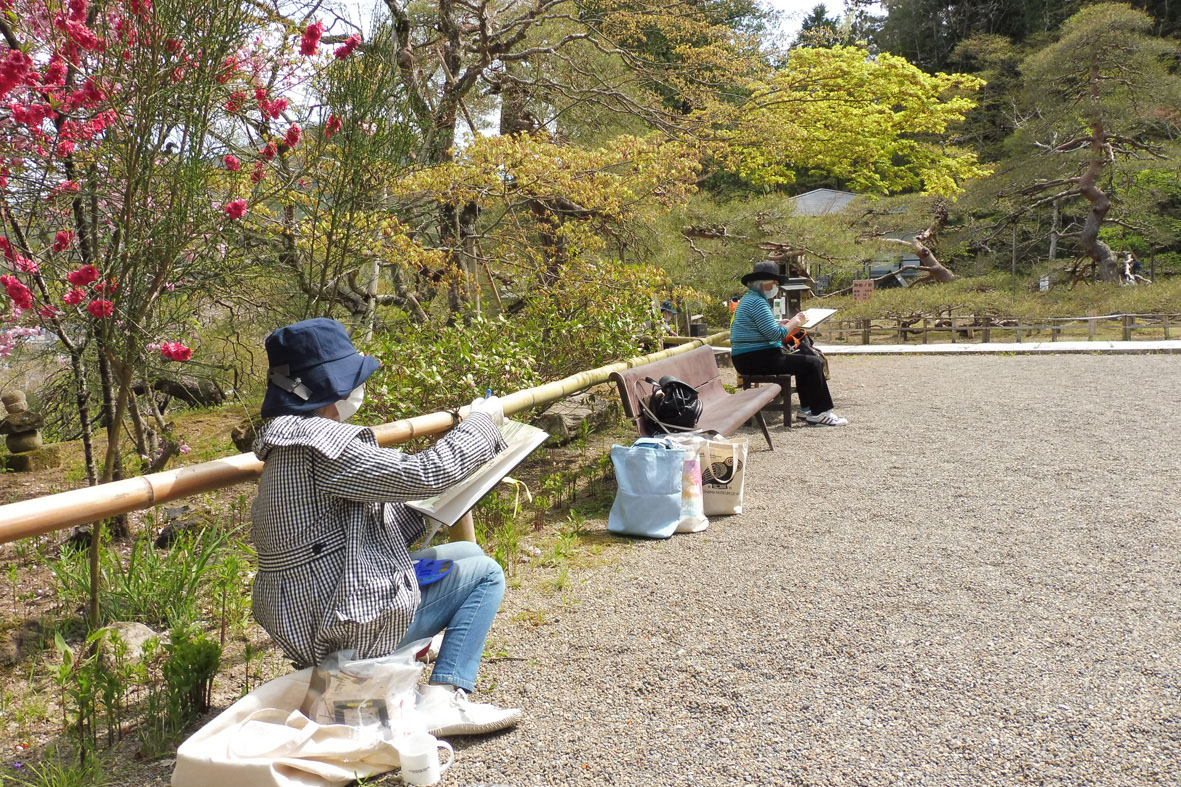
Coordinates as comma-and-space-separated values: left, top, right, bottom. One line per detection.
459, 354, 1180, 786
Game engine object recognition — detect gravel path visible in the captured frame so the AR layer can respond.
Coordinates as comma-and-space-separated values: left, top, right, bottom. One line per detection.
451, 354, 1180, 786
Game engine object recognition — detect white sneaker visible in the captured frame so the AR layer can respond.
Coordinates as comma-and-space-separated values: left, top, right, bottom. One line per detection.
805, 409, 848, 426
795, 408, 812, 422
415, 632, 446, 663
417, 684, 522, 736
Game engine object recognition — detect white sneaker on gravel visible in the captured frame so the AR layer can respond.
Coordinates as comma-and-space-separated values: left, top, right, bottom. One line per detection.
795, 408, 812, 422
805, 409, 848, 426
417, 684, 522, 736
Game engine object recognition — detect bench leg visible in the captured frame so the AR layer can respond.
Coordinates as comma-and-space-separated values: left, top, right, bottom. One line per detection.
755, 410, 774, 450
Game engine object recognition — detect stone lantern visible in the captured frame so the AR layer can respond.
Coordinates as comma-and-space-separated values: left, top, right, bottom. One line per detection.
0, 390, 61, 472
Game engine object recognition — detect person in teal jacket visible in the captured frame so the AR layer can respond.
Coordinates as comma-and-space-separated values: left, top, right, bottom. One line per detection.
730, 261, 847, 426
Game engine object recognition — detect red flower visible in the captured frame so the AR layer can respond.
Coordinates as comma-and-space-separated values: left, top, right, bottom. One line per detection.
265, 97, 288, 119
86, 299, 114, 318
39, 304, 60, 318
0, 238, 11, 261
334, 34, 360, 60
300, 21, 324, 56
223, 154, 241, 171
284, 124, 301, 148
63, 287, 85, 305
250, 161, 266, 183
160, 341, 192, 361
325, 114, 342, 138
66, 264, 100, 286
43, 58, 67, 87
226, 91, 246, 112
259, 141, 277, 161
1, 275, 33, 310
53, 231, 74, 252
92, 279, 117, 294
223, 199, 247, 220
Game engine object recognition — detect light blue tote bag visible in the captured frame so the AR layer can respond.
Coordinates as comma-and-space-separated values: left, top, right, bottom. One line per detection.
608, 438, 685, 539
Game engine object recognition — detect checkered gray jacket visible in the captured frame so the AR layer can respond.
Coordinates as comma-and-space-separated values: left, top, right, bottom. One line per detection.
250, 412, 506, 668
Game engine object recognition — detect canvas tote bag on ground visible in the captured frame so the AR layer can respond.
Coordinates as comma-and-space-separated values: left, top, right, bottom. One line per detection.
696, 434, 748, 516
608, 438, 685, 539
172, 668, 400, 787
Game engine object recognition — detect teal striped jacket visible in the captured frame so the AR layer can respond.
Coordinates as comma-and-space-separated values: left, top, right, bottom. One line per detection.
730, 288, 787, 356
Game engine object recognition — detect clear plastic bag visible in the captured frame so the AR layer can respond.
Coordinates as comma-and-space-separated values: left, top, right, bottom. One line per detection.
299, 639, 431, 742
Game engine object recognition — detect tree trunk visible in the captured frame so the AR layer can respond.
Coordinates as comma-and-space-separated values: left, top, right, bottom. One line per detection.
1048, 200, 1060, 263
1079, 59, 1118, 282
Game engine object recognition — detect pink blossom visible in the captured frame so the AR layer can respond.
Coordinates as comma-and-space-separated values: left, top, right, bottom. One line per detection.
68, 0, 87, 22
66, 264, 100, 286
0, 50, 33, 101
223, 199, 247, 219
284, 124, 301, 148
259, 141, 276, 161
265, 97, 287, 119
300, 21, 324, 56
223, 154, 241, 171
38, 304, 60, 318
92, 279, 117, 294
1, 275, 34, 309
86, 299, 114, 318
53, 231, 74, 252
160, 341, 192, 361
0, 238, 11, 261
250, 162, 265, 183
43, 58, 67, 87
14, 255, 37, 273
226, 91, 246, 112
334, 34, 361, 60
325, 114, 342, 138
177, 442, 192, 455
56, 140, 76, 156
49, 181, 80, 200
63, 287, 85, 305
217, 56, 238, 84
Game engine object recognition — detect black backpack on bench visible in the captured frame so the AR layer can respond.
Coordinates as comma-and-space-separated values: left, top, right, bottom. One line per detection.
640, 375, 703, 434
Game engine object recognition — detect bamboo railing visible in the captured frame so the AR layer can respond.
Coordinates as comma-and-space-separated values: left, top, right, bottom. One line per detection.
0, 334, 730, 545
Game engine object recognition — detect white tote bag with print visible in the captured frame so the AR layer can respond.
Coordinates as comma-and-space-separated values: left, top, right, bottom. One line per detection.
698, 434, 748, 516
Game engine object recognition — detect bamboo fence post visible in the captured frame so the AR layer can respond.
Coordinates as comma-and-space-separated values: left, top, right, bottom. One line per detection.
0, 335, 729, 545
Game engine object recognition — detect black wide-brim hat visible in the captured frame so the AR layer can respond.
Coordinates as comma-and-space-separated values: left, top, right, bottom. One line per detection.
260, 318, 380, 418
741, 260, 791, 286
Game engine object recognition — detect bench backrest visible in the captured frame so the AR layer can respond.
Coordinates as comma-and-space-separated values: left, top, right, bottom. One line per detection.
609, 346, 724, 436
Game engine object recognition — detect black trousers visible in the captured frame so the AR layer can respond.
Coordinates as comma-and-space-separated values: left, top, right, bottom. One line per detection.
733, 347, 834, 414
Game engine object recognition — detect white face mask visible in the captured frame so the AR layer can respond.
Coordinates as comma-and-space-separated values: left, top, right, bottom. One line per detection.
760, 282, 779, 300
333, 384, 365, 422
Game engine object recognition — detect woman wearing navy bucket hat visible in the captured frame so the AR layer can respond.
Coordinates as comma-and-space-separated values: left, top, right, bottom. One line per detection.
251, 317, 522, 735
731, 261, 847, 426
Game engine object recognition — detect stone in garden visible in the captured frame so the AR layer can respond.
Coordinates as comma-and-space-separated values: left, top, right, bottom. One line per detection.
0, 390, 60, 472
231, 415, 261, 453
532, 390, 620, 446
102, 621, 165, 663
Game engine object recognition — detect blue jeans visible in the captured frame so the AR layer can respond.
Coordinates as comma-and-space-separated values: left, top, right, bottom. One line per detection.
399, 541, 505, 692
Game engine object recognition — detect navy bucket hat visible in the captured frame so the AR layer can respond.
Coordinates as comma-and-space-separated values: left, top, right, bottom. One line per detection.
261, 318, 380, 418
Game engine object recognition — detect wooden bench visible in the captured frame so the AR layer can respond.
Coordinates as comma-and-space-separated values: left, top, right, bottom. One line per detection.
736, 373, 795, 427
609, 345, 781, 450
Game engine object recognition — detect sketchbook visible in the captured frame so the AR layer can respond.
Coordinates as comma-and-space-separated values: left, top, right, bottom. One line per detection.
406, 420, 549, 527
801, 307, 838, 329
